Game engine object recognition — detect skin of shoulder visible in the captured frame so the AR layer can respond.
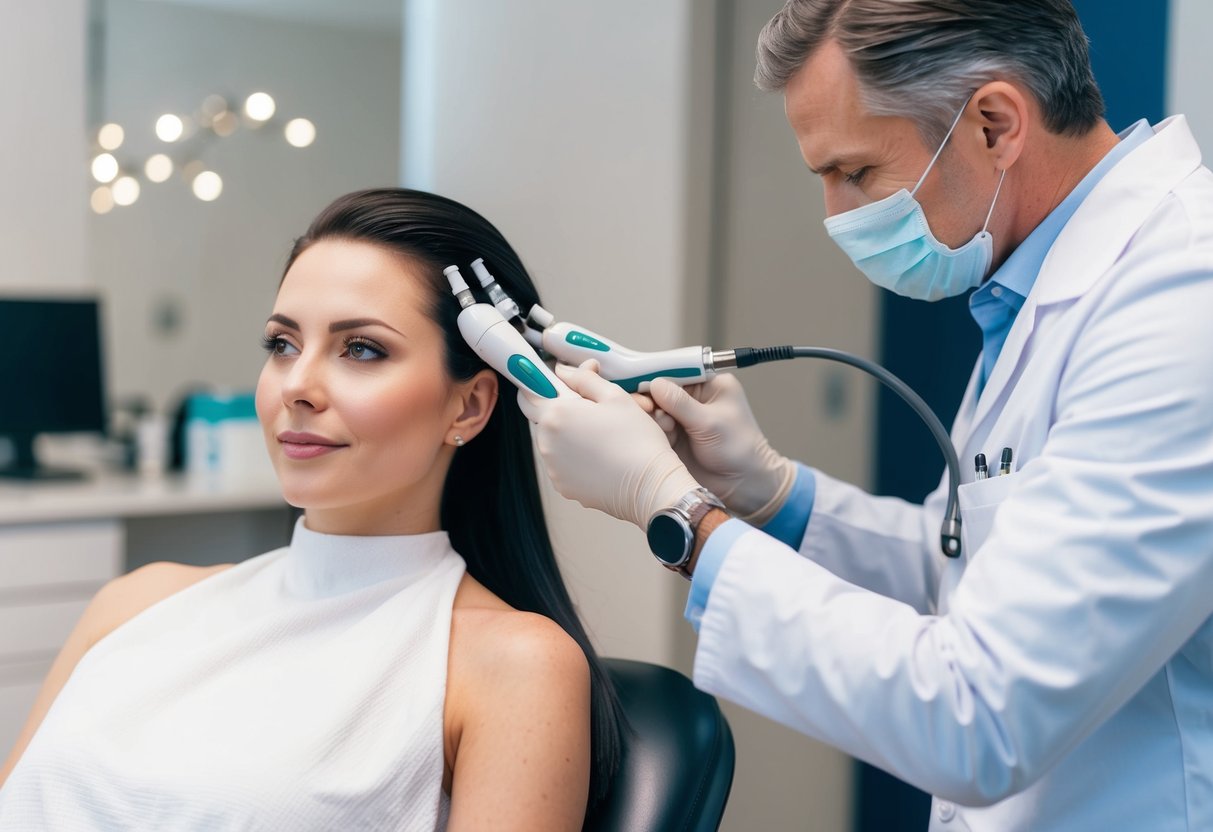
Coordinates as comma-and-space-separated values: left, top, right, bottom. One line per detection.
442, 574, 591, 831
0, 561, 234, 787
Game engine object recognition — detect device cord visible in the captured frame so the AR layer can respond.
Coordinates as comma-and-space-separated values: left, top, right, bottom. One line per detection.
732, 346, 962, 558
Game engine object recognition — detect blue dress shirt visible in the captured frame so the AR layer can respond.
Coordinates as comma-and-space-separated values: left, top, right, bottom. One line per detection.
687, 119, 1154, 630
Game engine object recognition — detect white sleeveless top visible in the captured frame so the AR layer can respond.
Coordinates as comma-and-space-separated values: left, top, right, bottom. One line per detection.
0, 517, 466, 831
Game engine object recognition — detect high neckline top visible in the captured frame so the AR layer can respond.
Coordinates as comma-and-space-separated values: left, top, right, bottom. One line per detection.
284, 517, 455, 599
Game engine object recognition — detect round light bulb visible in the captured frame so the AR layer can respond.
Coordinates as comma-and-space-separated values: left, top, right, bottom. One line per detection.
91, 153, 119, 183
112, 176, 141, 206
155, 113, 184, 142
244, 92, 276, 123
90, 186, 115, 215
145, 153, 173, 183
192, 170, 223, 202
283, 118, 316, 148
97, 123, 125, 151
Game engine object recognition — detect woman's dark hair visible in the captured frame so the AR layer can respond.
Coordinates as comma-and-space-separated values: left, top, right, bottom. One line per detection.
283, 187, 624, 809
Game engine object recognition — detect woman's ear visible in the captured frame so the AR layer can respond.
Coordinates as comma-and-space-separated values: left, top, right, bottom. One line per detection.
970, 80, 1028, 171
446, 369, 499, 447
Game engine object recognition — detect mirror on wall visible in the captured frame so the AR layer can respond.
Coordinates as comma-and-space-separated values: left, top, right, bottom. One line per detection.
87, 0, 402, 416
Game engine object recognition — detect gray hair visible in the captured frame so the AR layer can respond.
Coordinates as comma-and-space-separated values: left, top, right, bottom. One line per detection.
755, 0, 1105, 147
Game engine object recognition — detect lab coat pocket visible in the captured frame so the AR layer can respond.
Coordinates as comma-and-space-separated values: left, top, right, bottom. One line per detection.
957, 473, 1017, 560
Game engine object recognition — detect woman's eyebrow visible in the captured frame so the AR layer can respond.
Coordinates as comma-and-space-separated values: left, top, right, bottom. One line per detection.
329, 318, 405, 337
265, 314, 405, 338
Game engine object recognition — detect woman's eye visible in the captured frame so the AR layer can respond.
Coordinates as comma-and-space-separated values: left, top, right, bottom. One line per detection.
262, 335, 298, 357
342, 337, 387, 362
844, 167, 869, 186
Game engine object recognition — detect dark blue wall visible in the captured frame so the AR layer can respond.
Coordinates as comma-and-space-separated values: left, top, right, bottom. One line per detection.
858, 3, 1170, 831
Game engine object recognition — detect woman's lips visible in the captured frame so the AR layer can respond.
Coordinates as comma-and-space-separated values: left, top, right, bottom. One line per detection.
277, 432, 348, 460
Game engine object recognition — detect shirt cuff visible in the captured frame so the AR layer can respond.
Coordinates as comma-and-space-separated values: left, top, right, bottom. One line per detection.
758, 463, 815, 548
684, 465, 816, 631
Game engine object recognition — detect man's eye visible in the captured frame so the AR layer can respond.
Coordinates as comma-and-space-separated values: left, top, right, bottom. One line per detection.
844, 167, 869, 186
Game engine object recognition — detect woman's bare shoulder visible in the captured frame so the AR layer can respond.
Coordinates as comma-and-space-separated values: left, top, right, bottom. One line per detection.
441, 574, 591, 817
449, 574, 587, 676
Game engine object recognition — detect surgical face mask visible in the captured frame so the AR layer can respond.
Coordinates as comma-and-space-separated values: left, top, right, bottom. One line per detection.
823, 101, 1006, 302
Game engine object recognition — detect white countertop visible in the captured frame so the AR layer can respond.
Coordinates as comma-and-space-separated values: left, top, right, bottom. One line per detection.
0, 472, 288, 526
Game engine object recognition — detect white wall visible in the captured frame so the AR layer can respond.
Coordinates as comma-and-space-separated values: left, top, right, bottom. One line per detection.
0, 1, 89, 292
1168, 0, 1213, 150
92, 0, 400, 411
402, 0, 702, 667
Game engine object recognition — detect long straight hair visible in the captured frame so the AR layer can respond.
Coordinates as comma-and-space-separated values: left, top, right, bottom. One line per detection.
283, 187, 624, 808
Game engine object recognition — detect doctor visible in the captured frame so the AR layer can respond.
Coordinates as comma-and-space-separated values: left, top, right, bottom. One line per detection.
521, 0, 1213, 829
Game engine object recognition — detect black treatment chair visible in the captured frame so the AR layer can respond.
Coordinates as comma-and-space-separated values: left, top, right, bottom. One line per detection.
584, 658, 736, 832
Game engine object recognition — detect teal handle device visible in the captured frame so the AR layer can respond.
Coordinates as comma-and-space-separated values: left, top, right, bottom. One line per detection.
539, 321, 712, 393
444, 265, 569, 399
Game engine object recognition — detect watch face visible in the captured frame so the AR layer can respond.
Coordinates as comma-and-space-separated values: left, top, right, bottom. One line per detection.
647, 512, 691, 566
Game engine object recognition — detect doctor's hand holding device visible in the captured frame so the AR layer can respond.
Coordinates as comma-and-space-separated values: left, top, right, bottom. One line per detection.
451, 257, 962, 550
500, 3, 1213, 831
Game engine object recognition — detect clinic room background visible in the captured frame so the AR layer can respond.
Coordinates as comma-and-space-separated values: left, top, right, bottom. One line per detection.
1, 1, 1209, 830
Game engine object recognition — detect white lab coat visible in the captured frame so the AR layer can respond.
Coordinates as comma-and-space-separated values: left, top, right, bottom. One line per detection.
693, 116, 1213, 831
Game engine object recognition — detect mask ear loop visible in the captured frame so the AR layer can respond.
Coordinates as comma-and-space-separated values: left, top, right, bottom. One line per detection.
910, 93, 976, 197
979, 168, 1007, 235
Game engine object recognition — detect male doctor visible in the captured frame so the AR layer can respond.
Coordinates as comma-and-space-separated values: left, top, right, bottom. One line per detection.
520, 0, 1213, 829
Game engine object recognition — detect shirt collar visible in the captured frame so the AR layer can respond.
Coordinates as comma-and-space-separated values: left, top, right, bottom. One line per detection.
985, 118, 1154, 299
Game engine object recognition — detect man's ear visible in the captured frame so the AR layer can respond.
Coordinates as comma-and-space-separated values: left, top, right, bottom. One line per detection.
445, 369, 499, 447
970, 80, 1028, 171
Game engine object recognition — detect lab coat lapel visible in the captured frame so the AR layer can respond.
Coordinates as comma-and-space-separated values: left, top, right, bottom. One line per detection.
968, 116, 1203, 432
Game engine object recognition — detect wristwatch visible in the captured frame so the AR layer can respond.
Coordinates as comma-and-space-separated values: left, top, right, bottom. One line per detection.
647, 487, 727, 579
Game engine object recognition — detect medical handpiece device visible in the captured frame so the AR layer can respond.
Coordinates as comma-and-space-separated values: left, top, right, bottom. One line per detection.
443, 265, 569, 399
524, 304, 726, 394
455, 265, 961, 558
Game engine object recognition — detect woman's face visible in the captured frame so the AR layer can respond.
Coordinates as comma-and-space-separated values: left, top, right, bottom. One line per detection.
256, 239, 492, 535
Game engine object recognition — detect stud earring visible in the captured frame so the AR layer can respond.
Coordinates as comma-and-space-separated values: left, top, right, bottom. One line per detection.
453, 435, 465, 447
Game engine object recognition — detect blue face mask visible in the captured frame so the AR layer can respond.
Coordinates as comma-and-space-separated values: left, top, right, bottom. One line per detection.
823, 102, 1006, 302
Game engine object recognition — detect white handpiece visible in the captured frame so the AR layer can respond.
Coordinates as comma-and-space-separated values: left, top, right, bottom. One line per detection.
539, 321, 711, 393
444, 266, 569, 399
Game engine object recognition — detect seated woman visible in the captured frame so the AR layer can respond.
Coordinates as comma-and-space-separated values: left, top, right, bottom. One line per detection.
0, 188, 624, 830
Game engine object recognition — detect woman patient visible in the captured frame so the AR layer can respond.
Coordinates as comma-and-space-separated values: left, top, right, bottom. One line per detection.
0, 188, 623, 830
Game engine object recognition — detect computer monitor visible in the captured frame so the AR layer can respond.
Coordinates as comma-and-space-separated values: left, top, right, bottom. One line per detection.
0, 296, 107, 480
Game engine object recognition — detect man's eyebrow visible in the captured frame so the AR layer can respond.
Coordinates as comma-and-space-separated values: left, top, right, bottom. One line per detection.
328, 318, 405, 338
808, 158, 853, 177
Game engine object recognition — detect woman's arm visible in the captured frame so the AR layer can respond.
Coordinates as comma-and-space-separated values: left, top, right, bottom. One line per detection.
444, 608, 591, 831
0, 561, 230, 787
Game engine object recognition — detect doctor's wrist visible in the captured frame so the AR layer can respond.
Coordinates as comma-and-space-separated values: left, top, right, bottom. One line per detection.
686, 508, 732, 577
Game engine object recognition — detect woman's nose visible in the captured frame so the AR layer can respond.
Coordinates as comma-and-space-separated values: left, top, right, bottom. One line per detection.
280, 351, 328, 411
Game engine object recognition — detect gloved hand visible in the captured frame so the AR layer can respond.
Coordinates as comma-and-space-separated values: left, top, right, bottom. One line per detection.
516, 361, 702, 529
646, 373, 795, 525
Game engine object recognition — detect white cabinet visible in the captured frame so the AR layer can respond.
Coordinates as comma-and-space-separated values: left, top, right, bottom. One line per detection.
0, 521, 122, 759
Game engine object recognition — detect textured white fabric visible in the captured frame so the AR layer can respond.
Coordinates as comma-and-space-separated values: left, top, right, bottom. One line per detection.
0, 516, 465, 831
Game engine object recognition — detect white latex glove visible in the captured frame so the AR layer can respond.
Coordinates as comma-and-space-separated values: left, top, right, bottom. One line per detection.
517, 360, 701, 529
647, 373, 795, 524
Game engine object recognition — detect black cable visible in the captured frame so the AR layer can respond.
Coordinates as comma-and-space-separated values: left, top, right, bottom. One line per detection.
732, 346, 962, 558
